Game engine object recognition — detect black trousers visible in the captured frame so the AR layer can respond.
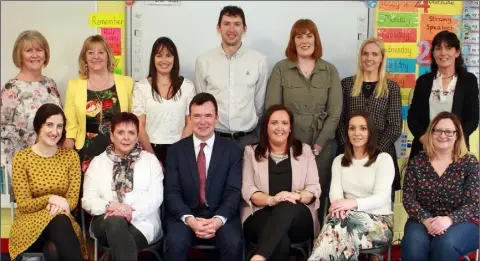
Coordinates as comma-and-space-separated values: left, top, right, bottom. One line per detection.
151, 143, 171, 169
243, 202, 313, 261
164, 206, 243, 261
25, 214, 82, 261
91, 215, 148, 261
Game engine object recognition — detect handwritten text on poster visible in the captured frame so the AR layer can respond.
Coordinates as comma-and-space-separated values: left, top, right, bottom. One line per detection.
377, 28, 417, 43
385, 43, 418, 58
101, 28, 121, 56
420, 14, 460, 40
377, 12, 419, 28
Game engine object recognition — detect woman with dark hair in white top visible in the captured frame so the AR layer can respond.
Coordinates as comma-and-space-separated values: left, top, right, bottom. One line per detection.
132, 37, 195, 169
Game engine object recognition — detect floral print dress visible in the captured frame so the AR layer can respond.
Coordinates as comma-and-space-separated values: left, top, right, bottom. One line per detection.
1, 77, 61, 180
79, 85, 120, 174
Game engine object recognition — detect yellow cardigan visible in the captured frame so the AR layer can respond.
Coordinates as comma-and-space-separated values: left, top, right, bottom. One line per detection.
64, 74, 133, 150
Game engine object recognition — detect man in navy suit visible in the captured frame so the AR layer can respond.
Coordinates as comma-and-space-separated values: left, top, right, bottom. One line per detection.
164, 92, 243, 261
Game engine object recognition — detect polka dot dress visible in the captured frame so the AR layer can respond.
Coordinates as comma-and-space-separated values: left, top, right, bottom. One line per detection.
8, 147, 87, 260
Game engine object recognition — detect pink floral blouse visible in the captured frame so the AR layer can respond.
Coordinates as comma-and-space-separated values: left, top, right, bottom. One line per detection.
1, 77, 61, 174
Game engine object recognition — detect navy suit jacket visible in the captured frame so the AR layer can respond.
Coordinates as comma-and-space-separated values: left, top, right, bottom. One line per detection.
165, 134, 243, 221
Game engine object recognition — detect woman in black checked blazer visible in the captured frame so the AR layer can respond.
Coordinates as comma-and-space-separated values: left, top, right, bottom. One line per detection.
336, 38, 402, 191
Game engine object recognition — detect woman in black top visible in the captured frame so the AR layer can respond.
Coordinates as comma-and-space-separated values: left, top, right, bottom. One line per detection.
407, 30, 479, 161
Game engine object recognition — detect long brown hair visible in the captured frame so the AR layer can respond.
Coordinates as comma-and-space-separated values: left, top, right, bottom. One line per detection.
341, 111, 381, 167
423, 111, 468, 161
254, 104, 302, 162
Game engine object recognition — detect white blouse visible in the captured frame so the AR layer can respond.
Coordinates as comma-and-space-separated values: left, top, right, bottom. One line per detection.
429, 72, 457, 120
132, 78, 196, 144
329, 152, 395, 215
82, 151, 164, 244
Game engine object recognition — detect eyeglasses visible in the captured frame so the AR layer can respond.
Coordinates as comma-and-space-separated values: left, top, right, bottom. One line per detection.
432, 128, 457, 137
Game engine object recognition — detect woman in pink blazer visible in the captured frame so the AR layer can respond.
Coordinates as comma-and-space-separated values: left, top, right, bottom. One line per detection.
241, 104, 322, 261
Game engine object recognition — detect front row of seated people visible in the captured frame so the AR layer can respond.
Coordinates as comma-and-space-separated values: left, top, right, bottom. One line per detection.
9, 92, 479, 261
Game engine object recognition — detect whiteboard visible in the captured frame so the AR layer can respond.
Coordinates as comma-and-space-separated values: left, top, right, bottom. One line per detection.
128, 1, 372, 82
1, 1, 97, 105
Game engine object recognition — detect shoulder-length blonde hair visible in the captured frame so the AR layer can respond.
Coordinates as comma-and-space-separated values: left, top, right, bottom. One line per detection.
351, 38, 389, 98
12, 30, 50, 69
78, 35, 116, 79
424, 111, 469, 161
285, 19, 322, 61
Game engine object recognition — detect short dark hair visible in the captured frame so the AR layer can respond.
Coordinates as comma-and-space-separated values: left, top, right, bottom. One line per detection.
110, 112, 139, 133
430, 30, 467, 77
341, 110, 381, 167
33, 103, 66, 145
217, 5, 246, 27
189, 92, 218, 115
254, 104, 302, 162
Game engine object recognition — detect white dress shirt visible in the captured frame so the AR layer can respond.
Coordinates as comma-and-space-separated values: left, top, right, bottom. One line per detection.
195, 44, 268, 133
82, 151, 164, 244
181, 134, 227, 225
132, 78, 196, 144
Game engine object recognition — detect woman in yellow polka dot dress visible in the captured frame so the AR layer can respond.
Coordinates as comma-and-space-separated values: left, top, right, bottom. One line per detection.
9, 103, 87, 261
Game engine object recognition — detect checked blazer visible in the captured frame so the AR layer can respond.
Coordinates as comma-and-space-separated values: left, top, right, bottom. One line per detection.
336, 76, 402, 190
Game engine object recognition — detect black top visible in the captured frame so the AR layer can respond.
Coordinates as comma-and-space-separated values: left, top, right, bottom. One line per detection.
362, 81, 377, 99
268, 155, 292, 196
407, 72, 479, 161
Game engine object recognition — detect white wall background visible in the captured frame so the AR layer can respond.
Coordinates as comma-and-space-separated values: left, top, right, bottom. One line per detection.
1, 1, 97, 105
129, 1, 370, 82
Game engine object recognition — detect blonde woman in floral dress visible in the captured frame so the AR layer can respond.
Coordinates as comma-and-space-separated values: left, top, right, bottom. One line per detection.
63, 35, 133, 260
1, 30, 61, 181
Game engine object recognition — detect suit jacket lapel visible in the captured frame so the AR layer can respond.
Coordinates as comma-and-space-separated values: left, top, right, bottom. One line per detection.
290, 148, 303, 191
184, 136, 199, 189
206, 134, 225, 192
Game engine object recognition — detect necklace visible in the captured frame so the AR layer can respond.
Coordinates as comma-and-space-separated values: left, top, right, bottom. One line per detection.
364, 82, 376, 90
441, 74, 454, 80
269, 152, 288, 164
88, 76, 111, 133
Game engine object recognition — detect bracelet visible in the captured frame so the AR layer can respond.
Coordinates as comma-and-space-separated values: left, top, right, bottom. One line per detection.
267, 196, 274, 207
294, 190, 302, 202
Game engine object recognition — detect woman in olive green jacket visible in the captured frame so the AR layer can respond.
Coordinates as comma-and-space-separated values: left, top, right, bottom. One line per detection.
265, 19, 342, 195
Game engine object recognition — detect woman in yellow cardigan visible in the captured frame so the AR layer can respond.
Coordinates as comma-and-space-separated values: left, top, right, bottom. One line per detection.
63, 35, 133, 173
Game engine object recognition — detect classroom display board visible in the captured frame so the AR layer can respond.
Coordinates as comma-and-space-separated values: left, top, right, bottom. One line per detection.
373, 0, 480, 161
127, 1, 372, 82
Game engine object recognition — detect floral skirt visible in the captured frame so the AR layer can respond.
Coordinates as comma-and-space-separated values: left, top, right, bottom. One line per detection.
308, 211, 394, 261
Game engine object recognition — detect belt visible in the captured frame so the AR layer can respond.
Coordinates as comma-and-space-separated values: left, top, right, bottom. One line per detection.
216, 130, 253, 139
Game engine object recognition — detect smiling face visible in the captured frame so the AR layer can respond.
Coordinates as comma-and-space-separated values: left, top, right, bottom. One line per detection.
267, 110, 291, 146
217, 15, 246, 47
295, 30, 315, 59
85, 43, 109, 73
21, 43, 45, 72
432, 118, 457, 152
37, 114, 64, 147
154, 45, 174, 75
433, 41, 460, 71
348, 116, 369, 149
189, 101, 218, 141
361, 42, 383, 74
110, 122, 139, 157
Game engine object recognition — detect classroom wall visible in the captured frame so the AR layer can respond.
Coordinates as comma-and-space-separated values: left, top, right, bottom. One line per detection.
0, 1, 97, 104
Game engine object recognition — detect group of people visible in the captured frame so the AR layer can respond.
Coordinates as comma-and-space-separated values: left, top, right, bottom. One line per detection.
1, 5, 478, 261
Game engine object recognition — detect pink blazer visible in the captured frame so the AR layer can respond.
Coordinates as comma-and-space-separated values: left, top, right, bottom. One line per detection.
241, 143, 322, 237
